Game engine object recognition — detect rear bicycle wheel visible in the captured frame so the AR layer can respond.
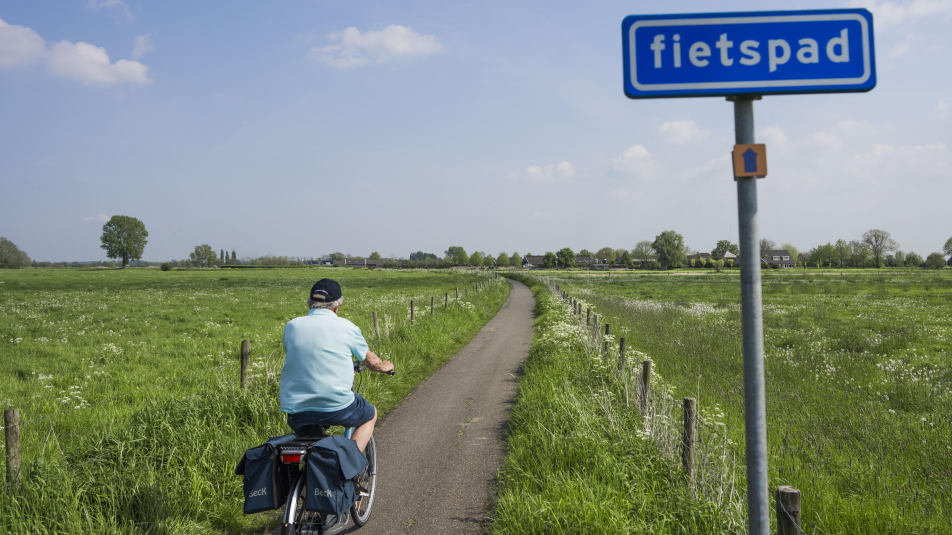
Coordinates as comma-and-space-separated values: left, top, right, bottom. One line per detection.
350, 434, 377, 526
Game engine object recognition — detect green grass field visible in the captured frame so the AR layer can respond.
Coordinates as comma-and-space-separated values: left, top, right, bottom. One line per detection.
492, 275, 735, 535
531, 269, 952, 534
0, 267, 510, 534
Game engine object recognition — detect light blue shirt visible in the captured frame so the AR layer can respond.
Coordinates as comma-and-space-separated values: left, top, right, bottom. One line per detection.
279, 308, 369, 413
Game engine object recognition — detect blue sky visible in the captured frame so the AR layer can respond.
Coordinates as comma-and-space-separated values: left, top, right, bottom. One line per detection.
2, 0, 950, 262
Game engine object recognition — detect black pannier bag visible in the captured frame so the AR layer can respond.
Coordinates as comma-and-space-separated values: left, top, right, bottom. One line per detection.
305, 435, 368, 516
235, 434, 296, 514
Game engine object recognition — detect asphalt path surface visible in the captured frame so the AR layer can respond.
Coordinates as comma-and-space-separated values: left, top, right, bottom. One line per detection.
347, 278, 535, 534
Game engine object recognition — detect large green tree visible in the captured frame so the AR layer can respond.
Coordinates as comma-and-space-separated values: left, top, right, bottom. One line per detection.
905, 252, 924, 267
710, 240, 739, 259
496, 252, 510, 267
862, 229, 899, 268
925, 253, 946, 269
369, 251, 382, 260
556, 247, 575, 269
0, 237, 31, 269
542, 252, 557, 269
617, 250, 633, 267
510, 252, 521, 266
943, 237, 952, 260
469, 251, 483, 266
100, 215, 148, 268
834, 239, 851, 267
652, 230, 687, 269
632, 241, 654, 262
595, 247, 616, 263
189, 244, 215, 268
444, 246, 469, 265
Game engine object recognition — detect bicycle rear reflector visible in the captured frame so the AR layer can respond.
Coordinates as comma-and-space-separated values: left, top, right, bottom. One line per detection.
281, 454, 303, 463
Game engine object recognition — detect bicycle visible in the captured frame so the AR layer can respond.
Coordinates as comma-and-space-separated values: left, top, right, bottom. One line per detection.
277, 361, 393, 535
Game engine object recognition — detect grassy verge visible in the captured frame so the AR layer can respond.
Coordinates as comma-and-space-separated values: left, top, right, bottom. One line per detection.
546, 270, 952, 534
0, 271, 510, 534
491, 274, 734, 535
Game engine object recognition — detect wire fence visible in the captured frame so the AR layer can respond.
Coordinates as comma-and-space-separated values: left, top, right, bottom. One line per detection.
538, 275, 752, 533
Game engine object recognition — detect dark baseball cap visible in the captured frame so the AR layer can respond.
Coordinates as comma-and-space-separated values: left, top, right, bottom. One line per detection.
309, 279, 342, 302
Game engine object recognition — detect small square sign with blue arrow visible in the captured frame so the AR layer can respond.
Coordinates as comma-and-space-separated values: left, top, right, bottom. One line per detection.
732, 143, 767, 178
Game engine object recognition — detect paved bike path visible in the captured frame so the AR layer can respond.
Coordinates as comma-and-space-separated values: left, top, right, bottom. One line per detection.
352, 278, 534, 534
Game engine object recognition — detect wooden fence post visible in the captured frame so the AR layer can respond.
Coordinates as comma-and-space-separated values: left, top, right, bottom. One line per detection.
683, 398, 697, 491
593, 314, 599, 342
240, 339, 250, 392
410, 300, 415, 322
456, 287, 459, 300
4, 408, 20, 487
619, 338, 626, 372
776, 486, 803, 535
373, 311, 380, 338
587, 308, 590, 326
641, 360, 652, 412
431, 296, 434, 316
445, 293, 448, 308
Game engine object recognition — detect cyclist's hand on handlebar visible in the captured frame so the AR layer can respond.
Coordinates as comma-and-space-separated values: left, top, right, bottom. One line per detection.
379, 360, 395, 375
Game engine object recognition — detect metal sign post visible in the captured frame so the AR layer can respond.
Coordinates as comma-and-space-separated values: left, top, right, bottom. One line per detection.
621, 9, 876, 535
732, 95, 769, 534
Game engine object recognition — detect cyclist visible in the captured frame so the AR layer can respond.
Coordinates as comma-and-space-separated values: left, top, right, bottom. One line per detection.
279, 278, 394, 452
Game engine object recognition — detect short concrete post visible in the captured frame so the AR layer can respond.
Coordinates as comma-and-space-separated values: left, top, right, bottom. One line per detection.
456, 287, 459, 300
410, 300, 415, 322
373, 311, 380, 338
776, 486, 803, 535
683, 398, 697, 491
641, 360, 653, 412
4, 408, 20, 487
240, 339, 250, 392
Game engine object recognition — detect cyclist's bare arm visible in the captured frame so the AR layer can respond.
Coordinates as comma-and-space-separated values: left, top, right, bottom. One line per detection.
364, 349, 394, 374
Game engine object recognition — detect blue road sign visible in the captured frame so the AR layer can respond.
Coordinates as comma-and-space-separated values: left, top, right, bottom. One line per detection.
622, 9, 876, 99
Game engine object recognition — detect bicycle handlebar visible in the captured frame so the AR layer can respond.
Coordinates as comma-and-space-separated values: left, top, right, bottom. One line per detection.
354, 361, 396, 376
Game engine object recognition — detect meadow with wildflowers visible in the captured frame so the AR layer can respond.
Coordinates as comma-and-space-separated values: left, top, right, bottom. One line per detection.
540, 270, 952, 534
492, 275, 736, 534
0, 267, 510, 533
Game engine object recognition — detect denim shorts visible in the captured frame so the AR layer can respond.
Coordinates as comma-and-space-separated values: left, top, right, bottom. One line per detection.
286, 393, 376, 433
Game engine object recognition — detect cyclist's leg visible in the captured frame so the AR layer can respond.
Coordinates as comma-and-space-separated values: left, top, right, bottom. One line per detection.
351, 405, 377, 452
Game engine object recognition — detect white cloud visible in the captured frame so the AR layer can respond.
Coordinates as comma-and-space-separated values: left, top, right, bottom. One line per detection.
86, 0, 133, 21
132, 34, 153, 59
515, 161, 577, 183
48, 40, 150, 85
0, 18, 46, 67
931, 98, 951, 119
311, 25, 443, 68
888, 34, 915, 57
806, 131, 844, 152
612, 144, 655, 176
656, 120, 710, 145
529, 211, 551, 220
84, 214, 109, 222
760, 126, 788, 145
0, 17, 149, 85
850, 0, 952, 29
